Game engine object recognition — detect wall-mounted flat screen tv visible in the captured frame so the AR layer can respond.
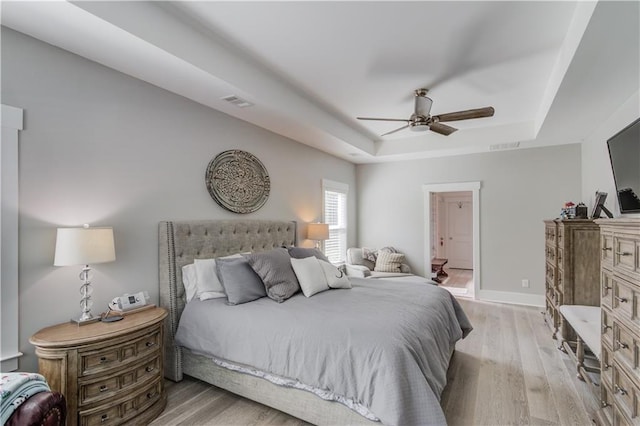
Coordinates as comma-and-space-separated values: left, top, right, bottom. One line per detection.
607, 117, 640, 214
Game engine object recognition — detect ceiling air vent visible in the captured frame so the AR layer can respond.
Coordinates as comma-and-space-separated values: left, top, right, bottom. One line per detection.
489, 142, 520, 151
221, 95, 253, 108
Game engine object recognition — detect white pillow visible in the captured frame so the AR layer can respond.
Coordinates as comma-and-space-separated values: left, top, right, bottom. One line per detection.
290, 257, 330, 297
182, 263, 198, 302
319, 261, 352, 289
193, 254, 243, 301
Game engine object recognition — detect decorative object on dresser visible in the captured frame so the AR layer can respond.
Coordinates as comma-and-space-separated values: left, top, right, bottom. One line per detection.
543, 219, 601, 343
205, 149, 270, 214
53, 225, 116, 325
29, 307, 168, 426
595, 218, 640, 426
307, 222, 329, 250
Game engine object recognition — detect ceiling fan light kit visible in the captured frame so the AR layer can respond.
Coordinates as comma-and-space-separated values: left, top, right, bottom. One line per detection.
357, 88, 495, 137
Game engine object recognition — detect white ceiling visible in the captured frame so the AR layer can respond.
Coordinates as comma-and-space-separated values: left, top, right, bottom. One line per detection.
2, 1, 639, 163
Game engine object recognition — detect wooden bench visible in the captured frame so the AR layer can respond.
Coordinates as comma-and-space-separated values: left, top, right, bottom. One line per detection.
558, 305, 601, 392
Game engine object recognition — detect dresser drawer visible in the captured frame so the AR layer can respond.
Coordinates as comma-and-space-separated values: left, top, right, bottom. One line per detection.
614, 236, 639, 278
545, 223, 557, 246
545, 279, 554, 300
603, 308, 614, 349
79, 355, 160, 406
603, 343, 614, 387
612, 278, 638, 326
546, 262, 557, 286
613, 362, 640, 423
614, 403, 633, 426
80, 328, 161, 376
602, 232, 615, 268
601, 380, 614, 425
613, 321, 640, 382
79, 378, 163, 426
603, 269, 614, 309
557, 270, 564, 291
545, 244, 557, 264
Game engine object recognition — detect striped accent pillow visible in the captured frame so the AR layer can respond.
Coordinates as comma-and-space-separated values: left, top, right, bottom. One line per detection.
374, 251, 405, 273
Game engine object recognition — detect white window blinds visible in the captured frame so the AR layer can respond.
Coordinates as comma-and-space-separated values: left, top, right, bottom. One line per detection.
322, 179, 348, 264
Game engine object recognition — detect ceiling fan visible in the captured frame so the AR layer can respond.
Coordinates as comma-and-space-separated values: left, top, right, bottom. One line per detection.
357, 88, 495, 137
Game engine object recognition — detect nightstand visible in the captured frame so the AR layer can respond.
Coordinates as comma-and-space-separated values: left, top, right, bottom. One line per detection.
30, 306, 168, 426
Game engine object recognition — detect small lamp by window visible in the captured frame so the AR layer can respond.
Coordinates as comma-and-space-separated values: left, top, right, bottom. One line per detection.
307, 223, 329, 250
54, 224, 115, 325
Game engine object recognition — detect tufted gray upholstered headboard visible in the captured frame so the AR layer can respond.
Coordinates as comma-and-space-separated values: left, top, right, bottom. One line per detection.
158, 220, 297, 381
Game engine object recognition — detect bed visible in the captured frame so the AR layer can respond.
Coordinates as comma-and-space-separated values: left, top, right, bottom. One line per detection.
159, 219, 472, 425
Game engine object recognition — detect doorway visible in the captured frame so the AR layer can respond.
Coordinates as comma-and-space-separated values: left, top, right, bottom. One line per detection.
423, 182, 480, 299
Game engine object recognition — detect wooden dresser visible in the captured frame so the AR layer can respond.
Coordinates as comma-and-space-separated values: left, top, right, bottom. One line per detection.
30, 307, 168, 426
595, 219, 640, 426
544, 219, 601, 342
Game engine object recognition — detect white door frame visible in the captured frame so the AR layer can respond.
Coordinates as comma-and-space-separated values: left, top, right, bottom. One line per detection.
423, 181, 481, 299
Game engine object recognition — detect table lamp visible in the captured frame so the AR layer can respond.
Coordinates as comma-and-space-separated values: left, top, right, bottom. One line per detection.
307, 223, 329, 250
54, 224, 115, 325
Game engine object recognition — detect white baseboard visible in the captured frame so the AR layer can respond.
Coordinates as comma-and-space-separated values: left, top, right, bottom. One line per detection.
478, 290, 545, 307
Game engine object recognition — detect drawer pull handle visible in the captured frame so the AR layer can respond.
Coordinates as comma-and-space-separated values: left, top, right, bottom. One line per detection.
615, 296, 628, 303
147, 392, 157, 399
145, 366, 154, 373
616, 251, 632, 257
615, 384, 628, 396
101, 414, 109, 422
100, 356, 108, 363
616, 340, 629, 350
99, 385, 108, 392
145, 342, 155, 348
604, 285, 612, 290
603, 363, 611, 370
601, 400, 610, 408
602, 247, 612, 252
602, 325, 612, 333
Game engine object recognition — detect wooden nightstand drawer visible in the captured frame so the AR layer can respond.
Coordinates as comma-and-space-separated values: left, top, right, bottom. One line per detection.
79, 355, 160, 406
80, 328, 161, 376
79, 379, 162, 426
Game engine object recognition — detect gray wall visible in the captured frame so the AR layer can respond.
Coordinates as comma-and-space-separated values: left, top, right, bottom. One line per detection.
356, 144, 582, 299
2, 28, 357, 372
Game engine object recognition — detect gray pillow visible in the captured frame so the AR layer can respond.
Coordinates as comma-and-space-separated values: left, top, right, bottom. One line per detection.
216, 257, 266, 305
243, 248, 300, 303
286, 246, 330, 263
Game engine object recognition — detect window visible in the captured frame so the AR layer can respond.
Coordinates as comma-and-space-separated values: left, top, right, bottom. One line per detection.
322, 179, 348, 264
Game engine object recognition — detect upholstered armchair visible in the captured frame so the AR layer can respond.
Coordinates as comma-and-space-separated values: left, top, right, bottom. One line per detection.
1, 373, 67, 426
345, 247, 413, 278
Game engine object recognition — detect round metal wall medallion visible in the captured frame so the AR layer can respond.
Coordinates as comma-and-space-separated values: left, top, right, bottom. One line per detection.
205, 150, 270, 214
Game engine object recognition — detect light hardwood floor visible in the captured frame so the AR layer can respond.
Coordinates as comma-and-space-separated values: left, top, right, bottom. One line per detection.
151, 298, 598, 426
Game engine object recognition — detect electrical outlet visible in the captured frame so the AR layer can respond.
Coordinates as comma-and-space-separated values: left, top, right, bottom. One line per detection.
522, 279, 530, 288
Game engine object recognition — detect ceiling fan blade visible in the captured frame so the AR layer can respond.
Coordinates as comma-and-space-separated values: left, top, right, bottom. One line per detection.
381, 124, 410, 137
429, 122, 458, 136
357, 117, 410, 122
433, 106, 495, 123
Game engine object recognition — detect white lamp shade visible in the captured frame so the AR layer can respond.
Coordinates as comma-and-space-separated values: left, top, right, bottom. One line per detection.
307, 223, 329, 241
54, 227, 116, 266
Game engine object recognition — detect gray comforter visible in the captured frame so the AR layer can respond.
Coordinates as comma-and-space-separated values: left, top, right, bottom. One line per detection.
175, 277, 472, 425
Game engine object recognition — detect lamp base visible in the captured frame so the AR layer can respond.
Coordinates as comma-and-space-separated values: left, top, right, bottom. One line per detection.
70, 316, 100, 326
